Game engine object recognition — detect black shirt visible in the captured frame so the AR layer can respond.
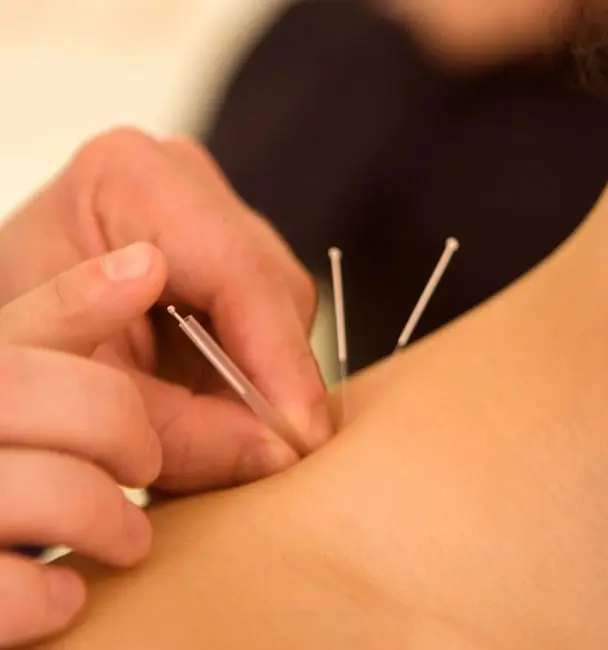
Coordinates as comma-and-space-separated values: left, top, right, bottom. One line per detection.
206, 0, 608, 372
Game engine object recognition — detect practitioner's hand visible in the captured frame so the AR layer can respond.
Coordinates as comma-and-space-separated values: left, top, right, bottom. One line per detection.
0, 128, 332, 492
0, 245, 167, 647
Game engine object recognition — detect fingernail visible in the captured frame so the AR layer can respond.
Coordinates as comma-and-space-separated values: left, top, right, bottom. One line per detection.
235, 438, 299, 484
46, 567, 86, 622
146, 430, 162, 482
124, 503, 152, 555
102, 242, 153, 281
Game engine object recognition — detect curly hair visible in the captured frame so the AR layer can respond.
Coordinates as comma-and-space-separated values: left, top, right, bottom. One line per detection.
565, 1, 608, 93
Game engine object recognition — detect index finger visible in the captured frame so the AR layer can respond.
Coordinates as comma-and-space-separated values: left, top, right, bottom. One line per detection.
70, 129, 332, 450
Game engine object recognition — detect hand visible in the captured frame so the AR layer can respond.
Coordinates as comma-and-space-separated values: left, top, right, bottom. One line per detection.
0, 128, 332, 491
0, 244, 169, 647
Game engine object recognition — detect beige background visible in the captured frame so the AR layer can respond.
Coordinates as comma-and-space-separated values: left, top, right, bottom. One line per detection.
0, 0, 296, 218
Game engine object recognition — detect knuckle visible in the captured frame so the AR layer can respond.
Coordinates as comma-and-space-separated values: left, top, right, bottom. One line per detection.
67, 127, 160, 193
74, 127, 157, 171
65, 127, 165, 238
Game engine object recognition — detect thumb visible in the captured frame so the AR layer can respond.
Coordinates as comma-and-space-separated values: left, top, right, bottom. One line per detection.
0, 242, 167, 354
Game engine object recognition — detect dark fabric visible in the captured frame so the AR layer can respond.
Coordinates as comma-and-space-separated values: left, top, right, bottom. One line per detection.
206, 0, 608, 372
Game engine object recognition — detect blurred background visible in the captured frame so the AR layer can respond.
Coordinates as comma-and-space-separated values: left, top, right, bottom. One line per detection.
0, 0, 606, 381
0, 0, 293, 218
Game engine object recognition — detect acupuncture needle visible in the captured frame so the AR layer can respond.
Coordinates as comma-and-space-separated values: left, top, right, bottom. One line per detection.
394, 237, 459, 352
328, 247, 348, 384
328, 247, 348, 420
166, 306, 306, 455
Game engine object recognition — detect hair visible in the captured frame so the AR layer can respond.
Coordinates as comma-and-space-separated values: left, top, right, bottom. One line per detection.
563, 1, 608, 94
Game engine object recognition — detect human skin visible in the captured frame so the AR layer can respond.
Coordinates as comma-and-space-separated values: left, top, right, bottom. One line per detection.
377, 0, 593, 67
0, 128, 334, 646
28, 188, 608, 649
0, 128, 332, 494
